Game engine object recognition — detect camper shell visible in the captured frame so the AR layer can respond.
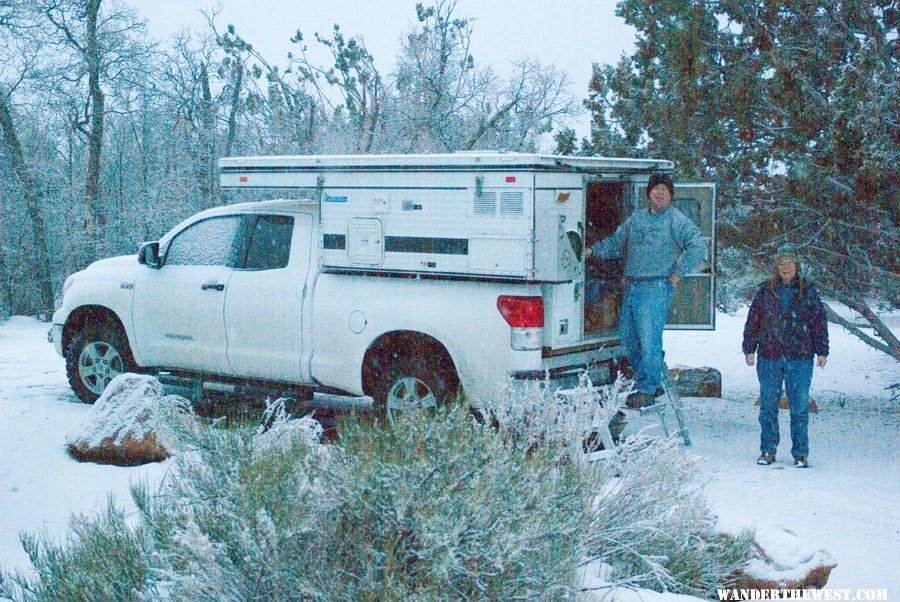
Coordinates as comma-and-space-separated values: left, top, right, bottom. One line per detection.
220, 152, 716, 356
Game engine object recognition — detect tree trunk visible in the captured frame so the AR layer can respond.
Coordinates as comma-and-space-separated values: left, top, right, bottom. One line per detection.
0, 93, 55, 315
197, 62, 216, 207
224, 61, 243, 159
0, 183, 7, 315
465, 99, 516, 150
84, 0, 105, 249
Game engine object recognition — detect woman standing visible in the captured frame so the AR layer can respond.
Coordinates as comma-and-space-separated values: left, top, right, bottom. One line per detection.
742, 247, 829, 468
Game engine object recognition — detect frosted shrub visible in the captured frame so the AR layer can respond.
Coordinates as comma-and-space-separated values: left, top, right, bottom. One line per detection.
135, 406, 587, 600
584, 434, 754, 597
0, 499, 151, 602
253, 398, 325, 458
476, 373, 629, 462
478, 377, 752, 597
325, 406, 588, 599
136, 410, 335, 601
1, 387, 753, 601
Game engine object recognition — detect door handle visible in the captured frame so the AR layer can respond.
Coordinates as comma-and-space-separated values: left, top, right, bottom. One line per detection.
201, 282, 225, 291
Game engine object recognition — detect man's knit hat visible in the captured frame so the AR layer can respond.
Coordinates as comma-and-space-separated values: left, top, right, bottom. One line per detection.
646, 173, 675, 198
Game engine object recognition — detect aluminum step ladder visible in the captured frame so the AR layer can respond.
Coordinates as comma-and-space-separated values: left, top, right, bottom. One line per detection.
634, 361, 692, 446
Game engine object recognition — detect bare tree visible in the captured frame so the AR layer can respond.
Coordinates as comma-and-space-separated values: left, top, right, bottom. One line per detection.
36, 0, 149, 257
394, 0, 479, 151
394, 1, 576, 152
292, 26, 385, 153
162, 32, 221, 207
465, 59, 577, 151
0, 92, 54, 314
40, 0, 104, 245
210, 19, 319, 155
0, 1, 54, 314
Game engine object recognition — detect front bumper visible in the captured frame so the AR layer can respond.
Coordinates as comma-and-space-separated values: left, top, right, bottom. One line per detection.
48, 324, 64, 356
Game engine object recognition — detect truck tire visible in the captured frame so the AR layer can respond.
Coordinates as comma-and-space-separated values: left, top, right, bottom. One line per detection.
65, 322, 135, 404
370, 350, 460, 424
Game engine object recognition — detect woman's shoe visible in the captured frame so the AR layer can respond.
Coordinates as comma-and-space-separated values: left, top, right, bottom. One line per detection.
793, 455, 809, 468
757, 453, 776, 465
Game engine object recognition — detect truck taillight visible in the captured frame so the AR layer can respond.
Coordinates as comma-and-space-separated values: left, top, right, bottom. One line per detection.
497, 296, 544, 328
498, 296, 544, 351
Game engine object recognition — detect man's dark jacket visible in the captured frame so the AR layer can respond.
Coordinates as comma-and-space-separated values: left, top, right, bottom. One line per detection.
742, 278, 829, 360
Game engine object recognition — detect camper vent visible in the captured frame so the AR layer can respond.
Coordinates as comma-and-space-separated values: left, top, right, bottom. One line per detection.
499, 191, 524, 217
473, 191, 497, 216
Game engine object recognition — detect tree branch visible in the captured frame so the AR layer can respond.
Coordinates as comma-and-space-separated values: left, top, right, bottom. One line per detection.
823, 303, 900, 361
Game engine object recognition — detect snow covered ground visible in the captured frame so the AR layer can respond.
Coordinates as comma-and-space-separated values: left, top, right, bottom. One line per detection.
0, 311, 897, 596
0, 318, 171, 577
656, 310, 899, 595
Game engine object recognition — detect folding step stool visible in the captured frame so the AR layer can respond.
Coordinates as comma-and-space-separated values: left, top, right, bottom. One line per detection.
633, 361, 692, 446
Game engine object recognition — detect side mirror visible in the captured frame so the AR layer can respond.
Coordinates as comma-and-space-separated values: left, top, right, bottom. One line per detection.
138, 241, 161, 268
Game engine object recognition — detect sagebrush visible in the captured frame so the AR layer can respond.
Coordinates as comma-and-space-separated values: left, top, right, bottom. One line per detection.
0, 389, 753, 601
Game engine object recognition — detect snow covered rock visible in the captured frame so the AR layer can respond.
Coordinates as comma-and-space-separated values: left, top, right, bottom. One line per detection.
732, 527, 836, 590
66, 373, 196, 466
668, 366, 722, 397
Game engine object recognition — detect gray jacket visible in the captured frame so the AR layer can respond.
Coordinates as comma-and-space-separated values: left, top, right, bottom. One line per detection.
589, 206, 705, 279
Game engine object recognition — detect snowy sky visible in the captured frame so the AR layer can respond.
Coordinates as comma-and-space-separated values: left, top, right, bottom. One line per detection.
127, 0, 636, 138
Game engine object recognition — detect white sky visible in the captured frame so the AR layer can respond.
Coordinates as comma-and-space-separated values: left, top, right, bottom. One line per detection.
128, 0, 636, 138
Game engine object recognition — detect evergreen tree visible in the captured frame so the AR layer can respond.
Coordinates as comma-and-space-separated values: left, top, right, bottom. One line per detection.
585, 0, 898, 358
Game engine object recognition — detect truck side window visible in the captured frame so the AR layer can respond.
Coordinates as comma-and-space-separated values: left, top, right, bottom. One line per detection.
241, 215, 294, 270
165, 216, 242, 267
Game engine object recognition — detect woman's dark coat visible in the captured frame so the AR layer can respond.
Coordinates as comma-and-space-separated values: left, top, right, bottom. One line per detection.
742, 278, 829, 360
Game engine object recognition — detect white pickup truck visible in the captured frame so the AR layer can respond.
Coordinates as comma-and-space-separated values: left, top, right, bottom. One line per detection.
51, 153, 715, 417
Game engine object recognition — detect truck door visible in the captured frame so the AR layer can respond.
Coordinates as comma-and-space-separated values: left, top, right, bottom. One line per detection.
665, 182, 716, 329
224, 213, 313, 382
132, 215, 240, 374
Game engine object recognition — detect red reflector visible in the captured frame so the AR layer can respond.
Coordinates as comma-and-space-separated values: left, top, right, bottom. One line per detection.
506, 176, 516, 183
497, 296, 544, 328
239, 176, 248, 182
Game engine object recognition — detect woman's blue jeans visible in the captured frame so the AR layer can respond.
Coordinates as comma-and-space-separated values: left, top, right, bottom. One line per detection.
757, 357, 814, 458
620, 278, 675, 395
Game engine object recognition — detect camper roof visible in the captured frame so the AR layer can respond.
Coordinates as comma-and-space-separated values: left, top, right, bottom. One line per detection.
219, 152, 673, 174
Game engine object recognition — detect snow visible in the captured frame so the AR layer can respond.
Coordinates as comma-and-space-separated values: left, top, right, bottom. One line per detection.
0, 311, 897, 597
0, 317, 171, 575
743, 527, 835, 584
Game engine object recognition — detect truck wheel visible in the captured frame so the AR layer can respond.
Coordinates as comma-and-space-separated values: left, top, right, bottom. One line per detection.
371, 352, 459, 424
65, 323, 135, 404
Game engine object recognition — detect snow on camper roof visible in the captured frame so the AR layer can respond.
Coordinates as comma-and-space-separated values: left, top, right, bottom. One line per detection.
218, 152, 673, 174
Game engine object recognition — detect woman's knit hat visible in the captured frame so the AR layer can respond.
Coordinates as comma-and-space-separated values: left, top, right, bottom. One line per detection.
774, 244, 800, 267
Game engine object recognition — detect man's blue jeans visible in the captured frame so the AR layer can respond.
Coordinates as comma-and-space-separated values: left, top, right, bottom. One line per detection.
757, 357, 813, 458
620, 278, 675, 394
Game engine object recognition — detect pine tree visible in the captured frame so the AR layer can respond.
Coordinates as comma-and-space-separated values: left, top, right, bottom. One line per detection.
585, 0, 898, 358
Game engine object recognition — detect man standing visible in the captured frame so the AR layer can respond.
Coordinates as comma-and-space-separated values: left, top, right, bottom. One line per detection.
587, 173, 705, 408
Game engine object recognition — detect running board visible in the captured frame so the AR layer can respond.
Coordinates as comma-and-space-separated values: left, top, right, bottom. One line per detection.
156, 372, 373, 410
